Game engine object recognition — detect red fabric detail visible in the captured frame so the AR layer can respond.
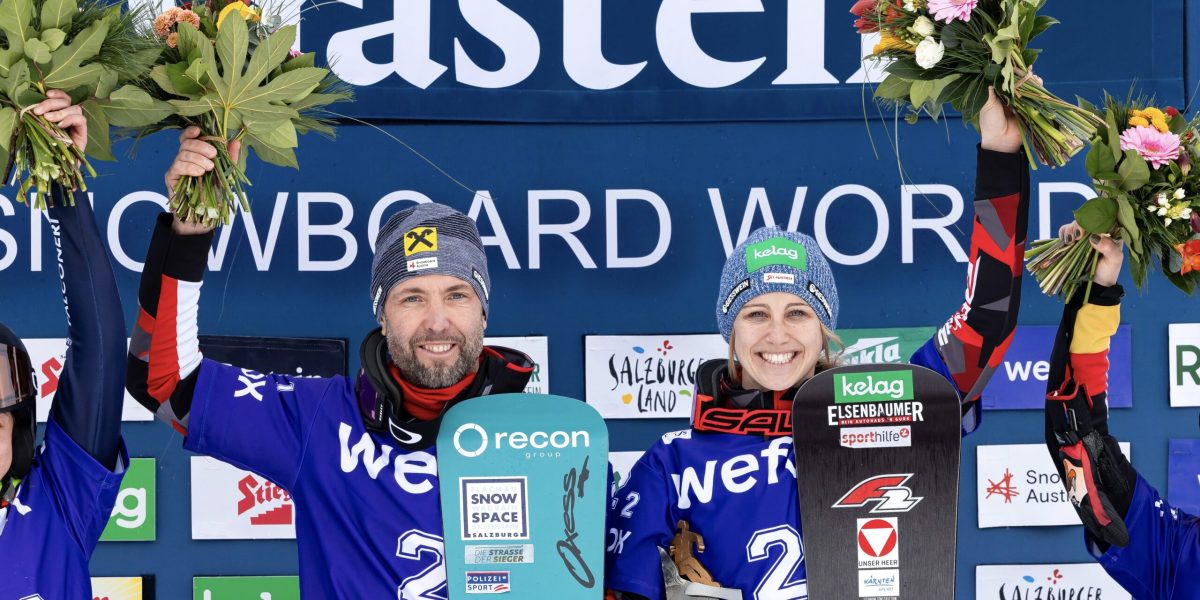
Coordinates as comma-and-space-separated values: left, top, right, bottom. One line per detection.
146, 276, 181, 404
1061, 443, 1113, 527
391, 361, 479, 421
171, 420, 188, 436
772, 390, 789, 411
974, 193, 1025, 276
1070, 350, 1110, 397
134, 309, 155, 358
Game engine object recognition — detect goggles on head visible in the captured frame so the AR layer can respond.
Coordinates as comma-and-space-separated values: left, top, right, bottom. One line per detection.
0, 343, 35, 413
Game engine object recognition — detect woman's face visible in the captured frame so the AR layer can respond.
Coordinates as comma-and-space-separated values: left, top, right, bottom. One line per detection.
732, 292, 826, 392
0, 412, 12, 479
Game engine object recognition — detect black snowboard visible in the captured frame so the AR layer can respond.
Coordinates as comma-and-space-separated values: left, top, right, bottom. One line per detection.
792, 364, 961, 600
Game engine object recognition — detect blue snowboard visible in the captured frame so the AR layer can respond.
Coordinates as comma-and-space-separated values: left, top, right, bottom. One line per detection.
438, 393, 609, 599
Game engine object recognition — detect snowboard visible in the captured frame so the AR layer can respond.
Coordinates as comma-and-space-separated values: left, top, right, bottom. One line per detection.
791, 364, 961, 599
438, 393, 609, 599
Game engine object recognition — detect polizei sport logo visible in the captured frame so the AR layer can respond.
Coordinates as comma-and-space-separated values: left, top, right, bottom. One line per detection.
828, 370, 924, 426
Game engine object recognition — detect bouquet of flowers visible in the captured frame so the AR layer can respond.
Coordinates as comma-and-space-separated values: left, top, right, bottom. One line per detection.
1025, 92, 1200, 298
121, 0, 350, 227
850, 0, 1102, 169
0, 0, 159, 207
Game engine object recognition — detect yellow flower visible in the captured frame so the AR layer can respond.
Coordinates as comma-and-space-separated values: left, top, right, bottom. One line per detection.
1129, 116, 1150, 127
1153, 118, 1170, 133
872, 32, 914, 54
1142, 107, 1165, 121
1130, 109, 1144, 119
217, 2, 260, 28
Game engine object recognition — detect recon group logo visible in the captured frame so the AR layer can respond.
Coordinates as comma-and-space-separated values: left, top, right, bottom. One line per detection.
464, 571, 511, 595
453, 422, 591, 459
833, 474, 923, 514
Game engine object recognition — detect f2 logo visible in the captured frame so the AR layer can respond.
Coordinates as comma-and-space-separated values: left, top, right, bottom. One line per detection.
833, 474, 923, 513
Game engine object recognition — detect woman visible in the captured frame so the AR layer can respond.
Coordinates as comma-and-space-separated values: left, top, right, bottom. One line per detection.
605, 88, 1029, 600
0, 91, 129, 598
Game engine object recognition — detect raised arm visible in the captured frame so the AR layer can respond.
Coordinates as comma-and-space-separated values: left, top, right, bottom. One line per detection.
909, 87, 1031, 433
38, 90, 127, 471
126, 127, 239, 433
1044, 226, 1135, 550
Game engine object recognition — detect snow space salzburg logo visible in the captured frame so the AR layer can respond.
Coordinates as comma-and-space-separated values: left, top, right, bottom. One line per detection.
975, 563, 1130, 599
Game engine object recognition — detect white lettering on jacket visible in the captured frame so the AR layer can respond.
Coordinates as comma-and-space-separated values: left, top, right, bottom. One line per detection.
669, 436, 794, 510
338, 422, 437, 494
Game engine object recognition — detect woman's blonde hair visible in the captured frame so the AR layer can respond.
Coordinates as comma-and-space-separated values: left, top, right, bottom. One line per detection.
726, 325, 844, 388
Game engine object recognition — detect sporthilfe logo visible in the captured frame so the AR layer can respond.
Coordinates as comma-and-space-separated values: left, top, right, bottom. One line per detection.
833, 474, 923, 513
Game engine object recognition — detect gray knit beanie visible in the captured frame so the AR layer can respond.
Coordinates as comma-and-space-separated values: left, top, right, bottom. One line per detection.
716, 227, 839, 340
370, 203, 490, 319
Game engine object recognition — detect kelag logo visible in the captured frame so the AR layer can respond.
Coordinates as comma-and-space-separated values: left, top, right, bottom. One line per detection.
745, 237, 807, 272
834, 371, 913, 403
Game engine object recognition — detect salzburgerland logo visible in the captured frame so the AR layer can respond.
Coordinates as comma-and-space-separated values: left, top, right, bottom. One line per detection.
453, 422, 591, 459
557, 456, 596, 589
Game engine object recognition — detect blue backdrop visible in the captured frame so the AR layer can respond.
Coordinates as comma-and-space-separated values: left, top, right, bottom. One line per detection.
0, 1, 1195, 597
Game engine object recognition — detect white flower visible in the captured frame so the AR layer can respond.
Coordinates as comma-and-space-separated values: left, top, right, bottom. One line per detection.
1157, 192, 1169, 206
910, 16, 936, 37
1175, 188, 1187, 200
1165, 218, 1174, 226
1158, 207, 1169, 216
915, 37, 945, 69
904, 0, 917, 9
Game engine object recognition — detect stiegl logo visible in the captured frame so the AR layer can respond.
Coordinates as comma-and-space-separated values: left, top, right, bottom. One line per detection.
453, 422, 591, 458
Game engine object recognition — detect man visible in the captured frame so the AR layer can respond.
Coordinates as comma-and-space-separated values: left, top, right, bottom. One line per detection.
126, 128, 534, 598
1045, 224, 1198, 599
1, 91, 130, 598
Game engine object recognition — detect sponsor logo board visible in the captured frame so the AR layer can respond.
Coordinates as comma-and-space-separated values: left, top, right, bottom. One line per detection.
90, 577, 145, 599
1170, 324, 1200, 407
856, 517, 898, 569
836, 328, 936, 366
585, 334, 726, 419
484, 336, 549, 394
465, 544, 535, 565
1168, 438, 1200, 515
100, 458, 155, 542
190, 457, 295, 540
22, 338, 151, 422
608, 451, 645, 492
983, 325, 1133, 410
975, 563, 1131, 599
193, 576, 300, 599
460, 477, 530, 541
977, 443, 1131, 528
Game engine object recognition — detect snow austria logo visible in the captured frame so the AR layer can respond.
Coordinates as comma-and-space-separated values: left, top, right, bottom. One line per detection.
835, 370, 914, 403
453, 422, 591, 459
745, 237, 807, 272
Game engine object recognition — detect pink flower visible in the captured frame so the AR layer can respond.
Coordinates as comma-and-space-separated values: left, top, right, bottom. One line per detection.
927, 0, 977, 23
1119, 126, 1182, 170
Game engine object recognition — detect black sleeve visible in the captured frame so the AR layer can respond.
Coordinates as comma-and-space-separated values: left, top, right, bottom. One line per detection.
46, 187, 127, 470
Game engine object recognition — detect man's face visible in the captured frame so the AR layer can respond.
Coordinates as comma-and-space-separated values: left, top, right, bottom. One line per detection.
0, 412, 12, 479
380, 274, 486, 388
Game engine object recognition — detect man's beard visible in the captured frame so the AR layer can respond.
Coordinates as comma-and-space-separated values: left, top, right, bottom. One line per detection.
388, 326, 484, 388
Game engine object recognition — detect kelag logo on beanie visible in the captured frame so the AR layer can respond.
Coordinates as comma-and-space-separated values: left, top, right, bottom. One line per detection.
746, 237, 807, 272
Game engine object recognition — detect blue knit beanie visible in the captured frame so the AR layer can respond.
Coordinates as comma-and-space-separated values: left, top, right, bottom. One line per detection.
716, 227, 839, 340
370, 203, 490, 319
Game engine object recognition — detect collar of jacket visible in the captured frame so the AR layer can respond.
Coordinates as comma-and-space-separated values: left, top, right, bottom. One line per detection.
690, 359, 796, 438
355, 327, 534, 451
